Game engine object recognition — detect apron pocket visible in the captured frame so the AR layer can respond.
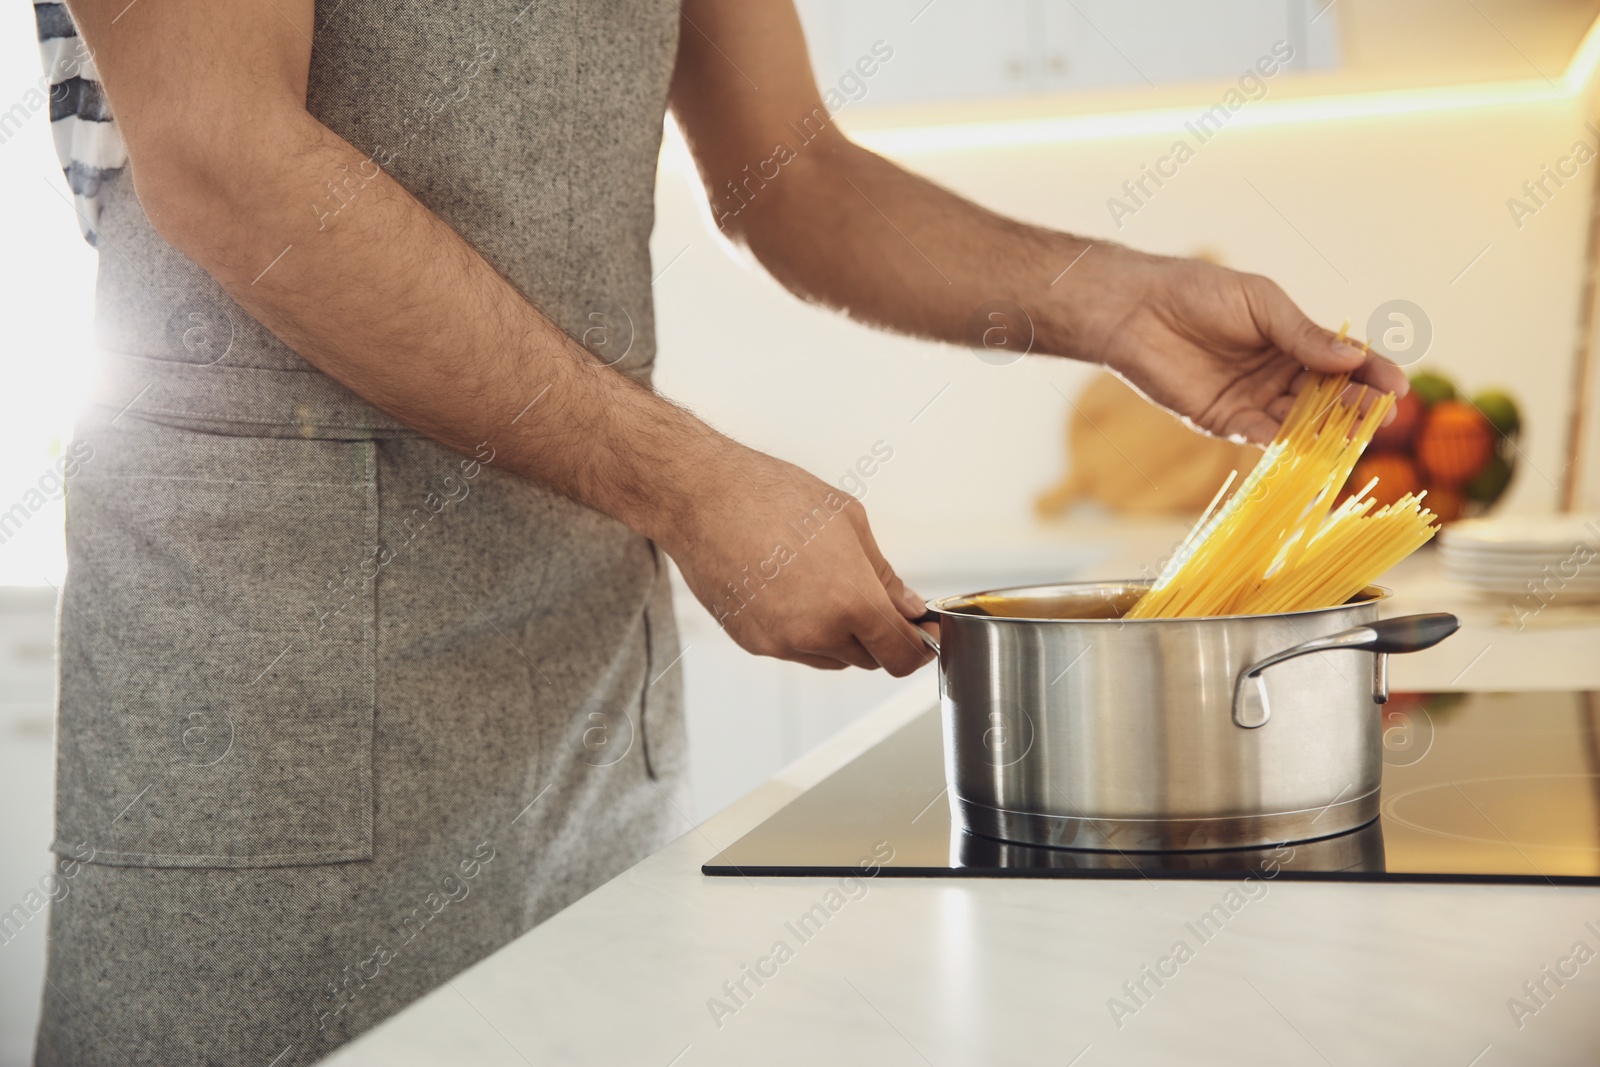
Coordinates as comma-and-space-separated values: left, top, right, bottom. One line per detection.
53, 417, 378, 868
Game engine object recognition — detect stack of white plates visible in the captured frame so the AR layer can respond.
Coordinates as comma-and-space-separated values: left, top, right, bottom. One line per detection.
1438, 515, 1600, 599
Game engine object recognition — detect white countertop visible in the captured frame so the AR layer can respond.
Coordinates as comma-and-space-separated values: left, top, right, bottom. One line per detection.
325, 532, 1600, 1067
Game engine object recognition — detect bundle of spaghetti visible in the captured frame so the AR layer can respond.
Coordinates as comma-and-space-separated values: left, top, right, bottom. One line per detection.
1231, 491, 1437, 615
1125, 371, 1439, 619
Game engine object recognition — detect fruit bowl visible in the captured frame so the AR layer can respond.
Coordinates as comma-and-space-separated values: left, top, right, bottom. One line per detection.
1340, 371, 1519, 524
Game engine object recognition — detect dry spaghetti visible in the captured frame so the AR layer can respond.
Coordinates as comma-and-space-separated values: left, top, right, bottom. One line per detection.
1126, 370, 1439, 619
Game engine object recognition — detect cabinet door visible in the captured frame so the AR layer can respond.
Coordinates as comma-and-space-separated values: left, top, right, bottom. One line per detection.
822, 0, 1036, 106
793, 0, 1331, 106
794, 0, 1341, 106
1042, 0, 1295, 91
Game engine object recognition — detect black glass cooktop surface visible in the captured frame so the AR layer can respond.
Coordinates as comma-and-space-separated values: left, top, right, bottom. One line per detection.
703, 690, 1600, 885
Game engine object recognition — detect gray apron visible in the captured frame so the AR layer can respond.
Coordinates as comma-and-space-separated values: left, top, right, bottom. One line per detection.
36, 2, 688, 1063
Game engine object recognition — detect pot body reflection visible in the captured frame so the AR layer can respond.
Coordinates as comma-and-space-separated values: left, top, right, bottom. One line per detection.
953, 820, 1387, 872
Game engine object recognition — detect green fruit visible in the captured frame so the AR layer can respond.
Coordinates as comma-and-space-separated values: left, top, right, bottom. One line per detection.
1471, 389, 1521, 437
1464, 453, 1513, 503
1408, 371, 1457, 408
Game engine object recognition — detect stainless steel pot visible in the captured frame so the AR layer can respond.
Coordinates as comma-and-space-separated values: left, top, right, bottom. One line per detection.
917, 581, 1457, 852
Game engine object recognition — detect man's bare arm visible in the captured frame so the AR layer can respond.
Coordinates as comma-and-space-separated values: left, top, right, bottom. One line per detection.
670, 0, 1406, 445
76, 0, 715, 535
67, 0, 933, 675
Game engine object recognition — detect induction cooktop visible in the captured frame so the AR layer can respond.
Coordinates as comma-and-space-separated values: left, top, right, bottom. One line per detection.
703, 690, 1600, 885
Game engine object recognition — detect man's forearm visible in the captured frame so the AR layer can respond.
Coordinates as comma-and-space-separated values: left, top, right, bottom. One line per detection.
718, 135, 1137, 365
139, 107, 731, 546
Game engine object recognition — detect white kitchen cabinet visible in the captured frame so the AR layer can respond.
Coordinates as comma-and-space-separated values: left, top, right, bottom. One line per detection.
817, 0, 1036, 104
793, 0, 1341, 106
1044, 0, 1328, 90
0, 587, 59, 1067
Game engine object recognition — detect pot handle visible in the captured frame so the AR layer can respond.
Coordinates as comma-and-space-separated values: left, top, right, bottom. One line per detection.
912, 610, 941, 654
1231, 613, 1459, 729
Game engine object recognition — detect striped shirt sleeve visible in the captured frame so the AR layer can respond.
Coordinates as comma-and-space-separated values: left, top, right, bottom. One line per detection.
33, 0, 127, 246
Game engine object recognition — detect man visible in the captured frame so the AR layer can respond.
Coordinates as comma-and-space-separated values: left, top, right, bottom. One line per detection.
33, 0, 1402, 1062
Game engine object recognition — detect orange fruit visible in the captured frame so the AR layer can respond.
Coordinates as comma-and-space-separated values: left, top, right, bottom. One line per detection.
1416, 401, 1495, 487
1347, 453, 1421, 508
1370, 390, 1424, 452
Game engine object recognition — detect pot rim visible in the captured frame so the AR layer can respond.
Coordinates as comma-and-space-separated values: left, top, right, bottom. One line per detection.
926, 579, 1391, 625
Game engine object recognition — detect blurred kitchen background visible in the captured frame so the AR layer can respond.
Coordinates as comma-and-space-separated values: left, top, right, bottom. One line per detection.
3, 1, 1600, 1059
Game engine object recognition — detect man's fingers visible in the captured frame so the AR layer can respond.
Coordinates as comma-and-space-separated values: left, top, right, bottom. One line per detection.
1252, 277, 1354, 372
1265, 393, 1296, 425
753, 619, 867, 670
879, 567, 928, 620
812, 648, 874, 671
1345, 352, 1408, 402
801, 632, 879, 672
876, 562, 939, 650
790, 652, 851, 671
874, 555, 928, 620
844, 580, 933, 677
840, 513, 933, 674
1340, 381, 1400, 425
848, 505, 928, 620
1288, 367, 1317, 397
1251, 277, 1409, 399
1223, 409, 1281, 447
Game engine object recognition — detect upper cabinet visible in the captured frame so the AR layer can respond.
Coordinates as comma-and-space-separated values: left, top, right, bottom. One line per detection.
792, 0, 1342, 107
